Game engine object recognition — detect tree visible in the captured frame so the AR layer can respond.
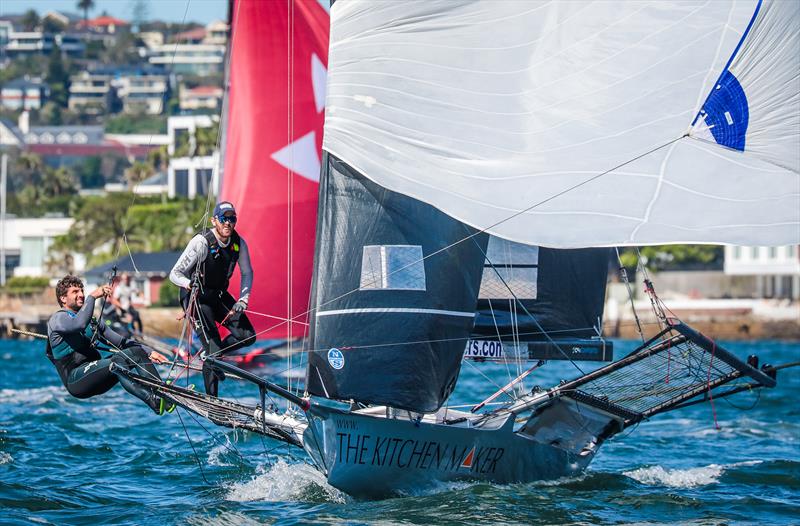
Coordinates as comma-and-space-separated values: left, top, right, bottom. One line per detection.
194, 121, 220, 157
77, 0, 95, 24
46, 45, 70, 108
41, 167, 78, 198
131, 0, 149, 31
617, 245, 723, 272
74, 156, 104, 188
146, 145, 169, 172
60, 193, 136, 266
15, 152, 45, 186
124, 161, 155, 187
42, 17, 67, 34
21, 9, 40, 31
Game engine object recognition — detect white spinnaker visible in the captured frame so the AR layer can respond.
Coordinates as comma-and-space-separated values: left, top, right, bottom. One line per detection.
322, 0, 799, 248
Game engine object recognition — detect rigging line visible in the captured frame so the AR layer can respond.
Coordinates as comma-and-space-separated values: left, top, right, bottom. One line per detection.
182, 404, 248, 464
466, 230, 587, 378
462, 359, 514, 400
287, 0, 296, 398
175, 408, 211, 485
615, 247, 645, 343
487, 298, 513, 385
232, 135, 692, 352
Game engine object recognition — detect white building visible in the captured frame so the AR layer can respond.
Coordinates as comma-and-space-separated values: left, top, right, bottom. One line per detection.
179, 85, 222, 111
113, 71, 169, 115
147, 43, 225, 76
167, 115, 219, 199
4, 31, 54, 56
203, 21, 229, 45
1, 77, 49, 110
0, 217, 84, 278
68, 71, 114, 114
724, 245, 800, 299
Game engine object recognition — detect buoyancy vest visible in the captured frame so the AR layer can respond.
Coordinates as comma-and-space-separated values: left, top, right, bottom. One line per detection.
46, 313, 103, 388
200, 228, 241, 290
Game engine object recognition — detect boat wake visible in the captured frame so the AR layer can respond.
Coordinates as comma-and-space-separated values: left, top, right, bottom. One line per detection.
623, 460, 762, 488
225, 459, 346, 503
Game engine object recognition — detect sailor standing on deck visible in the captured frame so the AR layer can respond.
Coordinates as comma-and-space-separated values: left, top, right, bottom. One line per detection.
46, 275, 172, 414
169, 201, 256, 396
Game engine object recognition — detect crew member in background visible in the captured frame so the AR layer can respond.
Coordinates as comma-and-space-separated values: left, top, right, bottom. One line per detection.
46, 275, 172, 414
169, 201, 256, 396
112, 272, 144, 333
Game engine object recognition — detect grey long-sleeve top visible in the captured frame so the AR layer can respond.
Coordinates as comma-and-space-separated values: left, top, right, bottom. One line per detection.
47, 296, 127, 359
169, 232, 253, 304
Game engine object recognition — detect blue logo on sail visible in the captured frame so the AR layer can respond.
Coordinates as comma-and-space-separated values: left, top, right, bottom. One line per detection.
698, 70, 749, 151
328, 348, 345, 369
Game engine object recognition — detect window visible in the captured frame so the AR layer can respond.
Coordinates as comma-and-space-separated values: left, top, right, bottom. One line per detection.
479, 237, 539, 299
20, 237, 44, 269
733, 246, 741, 259
174, 169, 189, 196
360, 245, 426, 291
768, 247, 777, 259
751, 247, 759, 259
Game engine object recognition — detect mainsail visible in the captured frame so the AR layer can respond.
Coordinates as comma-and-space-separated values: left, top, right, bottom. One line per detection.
220, 0, 329, 338
322, 0, 799, 247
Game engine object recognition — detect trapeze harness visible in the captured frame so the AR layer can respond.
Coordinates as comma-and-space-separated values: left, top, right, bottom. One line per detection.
199, 228, 241, 290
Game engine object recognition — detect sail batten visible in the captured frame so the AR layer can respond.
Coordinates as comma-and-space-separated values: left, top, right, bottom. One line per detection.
323, 0, 799, 248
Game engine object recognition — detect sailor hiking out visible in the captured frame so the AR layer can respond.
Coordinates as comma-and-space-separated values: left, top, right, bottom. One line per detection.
170, 201, 256, 396
46, 275, 172, 414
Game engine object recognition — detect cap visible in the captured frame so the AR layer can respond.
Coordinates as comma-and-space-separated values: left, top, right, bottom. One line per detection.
213, 201, 236, 218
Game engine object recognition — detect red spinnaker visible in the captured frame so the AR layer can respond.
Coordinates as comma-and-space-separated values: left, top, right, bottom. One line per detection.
221, 0, 329, 339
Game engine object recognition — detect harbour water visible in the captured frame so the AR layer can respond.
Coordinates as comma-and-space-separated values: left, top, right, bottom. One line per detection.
1, 338, 798, 525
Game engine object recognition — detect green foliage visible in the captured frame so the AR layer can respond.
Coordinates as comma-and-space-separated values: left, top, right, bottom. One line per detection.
84, 40, 105, 60
105, 114, 167, 134
58, 193, 140, 267
45, 46, 70, 107
618, 245, 723, 271
0, 55, 48, 84
42, 17, 66, 34
154, 280, 181, 307
7, 152, 80, 216
195, 121, 220, 156
21, 9, 40, 31
74, 156, 104, 188
77, 0, 95, 21
124, 161, 155, 186
2, 276, 49, 294
126, 198, 206, 253
58, 195, 207, 268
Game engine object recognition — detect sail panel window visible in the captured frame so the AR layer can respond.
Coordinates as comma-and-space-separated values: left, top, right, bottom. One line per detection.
479, 236, 539, 299
479, 267, 538, 299
360, 245, 426, 291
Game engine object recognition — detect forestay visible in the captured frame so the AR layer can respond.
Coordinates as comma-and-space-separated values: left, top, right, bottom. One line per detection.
323, 0, 799, 248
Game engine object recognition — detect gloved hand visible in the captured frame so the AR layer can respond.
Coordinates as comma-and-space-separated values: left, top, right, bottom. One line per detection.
232, 299, 247, 313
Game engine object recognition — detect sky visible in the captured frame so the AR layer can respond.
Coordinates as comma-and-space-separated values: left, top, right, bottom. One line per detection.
0, 0, 228, 25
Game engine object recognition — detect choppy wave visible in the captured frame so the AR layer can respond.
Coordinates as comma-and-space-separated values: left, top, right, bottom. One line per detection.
0, 386, 64, 406
225, 459, 346, 503
0, 452, 12, 465
624, 460, 762, 488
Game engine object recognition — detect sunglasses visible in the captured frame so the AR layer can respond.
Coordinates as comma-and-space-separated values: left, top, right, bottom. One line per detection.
217, 214, 237, 224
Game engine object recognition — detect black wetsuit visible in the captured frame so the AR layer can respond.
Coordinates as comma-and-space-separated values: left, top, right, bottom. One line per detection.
176, 229, 256, 396
46, 296, 164, 413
